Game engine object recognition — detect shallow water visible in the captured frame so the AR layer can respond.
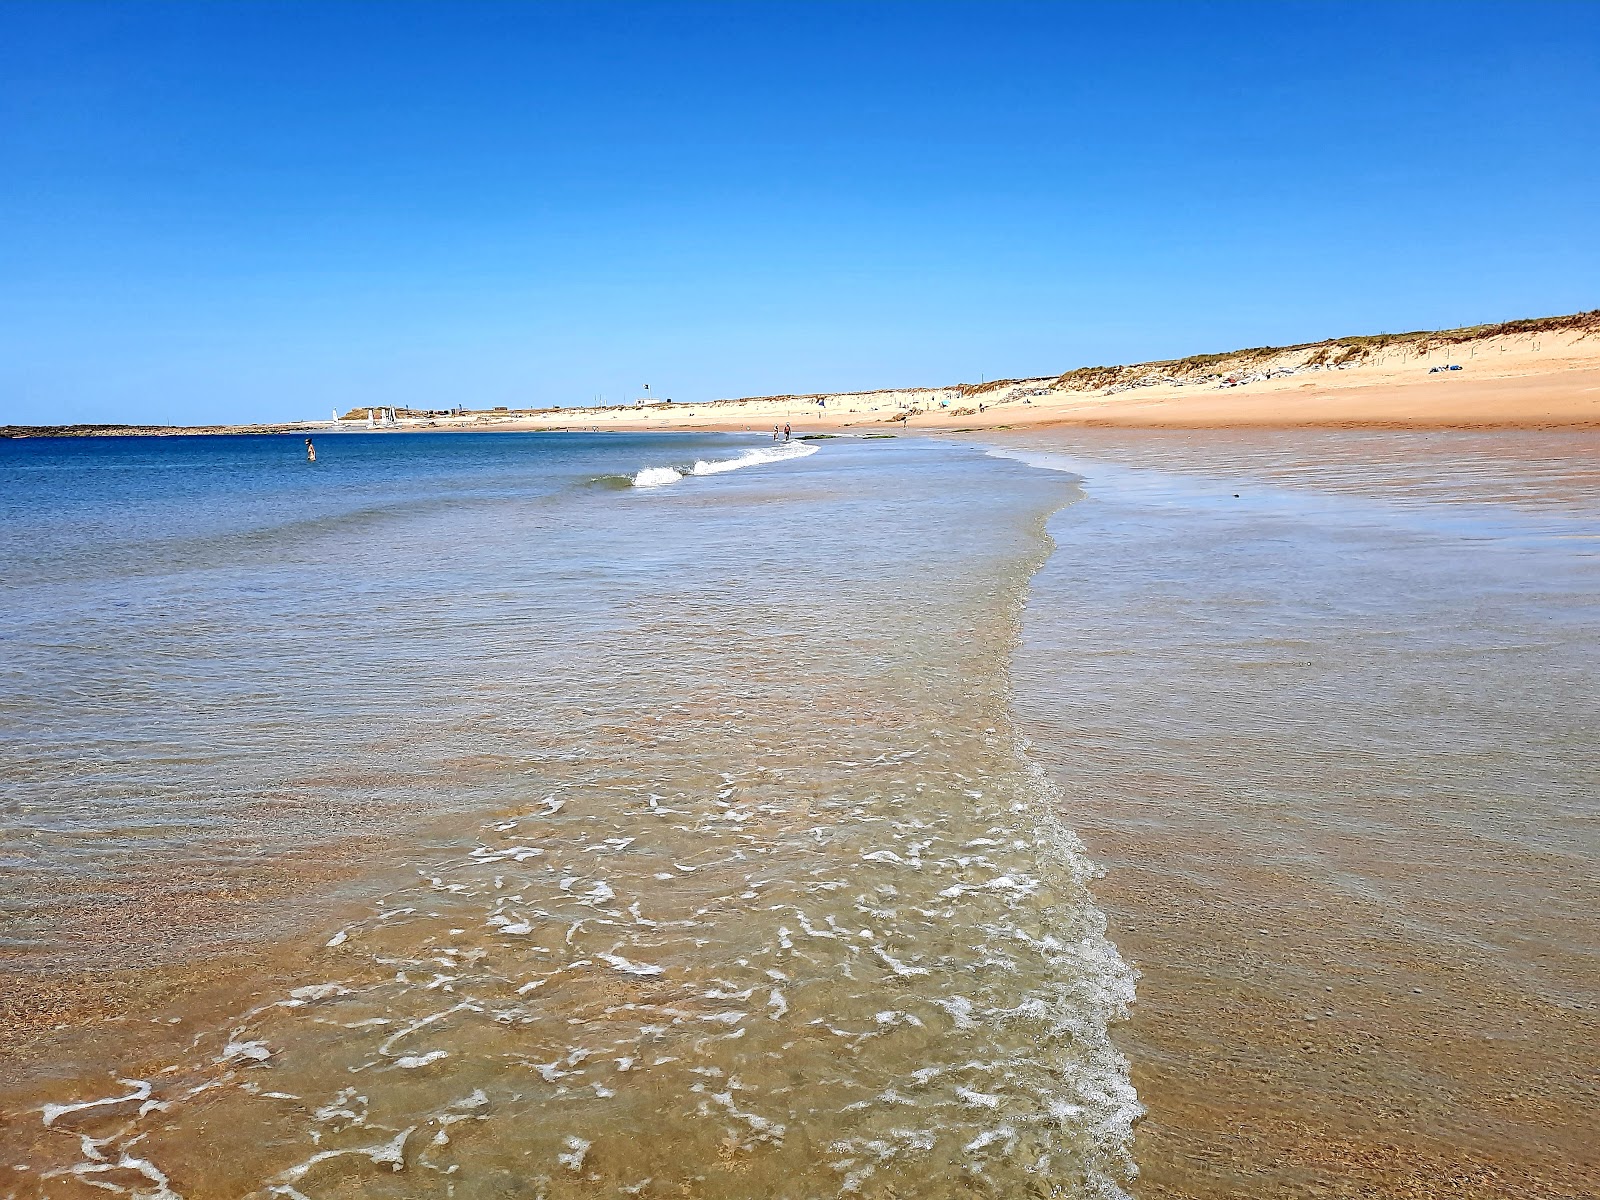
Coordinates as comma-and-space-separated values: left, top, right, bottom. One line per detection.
995, 428, 1599, 1195
0, 433, 1136, 1199
13, 425, 1591, 1196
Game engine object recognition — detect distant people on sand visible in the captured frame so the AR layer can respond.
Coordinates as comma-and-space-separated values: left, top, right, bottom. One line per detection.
305, 438, 316, 463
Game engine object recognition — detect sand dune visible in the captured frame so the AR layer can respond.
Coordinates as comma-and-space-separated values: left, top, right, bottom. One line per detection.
7, 312, 1596, 440
418, 311, 1600, 435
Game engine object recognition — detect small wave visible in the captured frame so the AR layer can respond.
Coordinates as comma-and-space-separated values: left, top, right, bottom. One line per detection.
690, 441, 818, 476
584, 472, 637, 490
631, 441, 818, 487
631, 466, 684, 488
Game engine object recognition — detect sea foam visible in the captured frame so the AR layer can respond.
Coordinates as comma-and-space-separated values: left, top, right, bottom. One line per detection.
632, 440, 817, 487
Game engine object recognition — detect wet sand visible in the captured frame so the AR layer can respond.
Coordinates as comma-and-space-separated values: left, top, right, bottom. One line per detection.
1083, 820, 1596, 1199
1000, 429, 1599, 1198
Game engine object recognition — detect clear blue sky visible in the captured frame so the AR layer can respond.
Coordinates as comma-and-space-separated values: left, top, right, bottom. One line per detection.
2, 1, 1596, 425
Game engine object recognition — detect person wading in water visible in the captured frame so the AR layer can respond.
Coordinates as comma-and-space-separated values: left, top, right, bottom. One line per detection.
305, 438, 317, 463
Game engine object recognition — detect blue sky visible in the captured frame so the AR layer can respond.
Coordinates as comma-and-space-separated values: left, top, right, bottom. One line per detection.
2, 1, 1596, 425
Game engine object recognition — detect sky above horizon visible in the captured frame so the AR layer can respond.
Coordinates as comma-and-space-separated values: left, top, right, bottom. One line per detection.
2, 1, 1597, 426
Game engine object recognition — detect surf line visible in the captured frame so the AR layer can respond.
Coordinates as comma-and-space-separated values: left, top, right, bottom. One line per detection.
631, 441, 819, 488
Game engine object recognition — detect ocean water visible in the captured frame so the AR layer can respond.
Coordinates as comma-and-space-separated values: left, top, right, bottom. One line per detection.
0, 433, 1137, 1199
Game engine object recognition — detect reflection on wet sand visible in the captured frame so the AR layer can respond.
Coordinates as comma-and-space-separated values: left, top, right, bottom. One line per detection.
1001, 428, 1599, 1198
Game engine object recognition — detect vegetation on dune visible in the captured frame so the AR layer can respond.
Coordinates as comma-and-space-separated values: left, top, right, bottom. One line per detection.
11, 312, 1594, 438
957, 378, 1034, 396
1048, 309, 1599, 393
701, 311, 1595, 410
1052, 365, 1127, 391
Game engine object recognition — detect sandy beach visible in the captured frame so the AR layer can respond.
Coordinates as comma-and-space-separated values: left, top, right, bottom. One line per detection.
7, 314, 1595, 444
4, 403, 1595, 1200
7, 2, 1596, 1194
4, 318, 1596, 1199
343, 313, 1600, 437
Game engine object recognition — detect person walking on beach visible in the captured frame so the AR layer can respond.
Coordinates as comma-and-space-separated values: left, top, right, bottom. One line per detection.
783, 423, 791, 442
305, 437, 317, 463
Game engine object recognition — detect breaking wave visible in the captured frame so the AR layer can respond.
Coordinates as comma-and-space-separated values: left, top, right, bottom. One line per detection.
631, 441, 818, 487
631, 465, 686, 487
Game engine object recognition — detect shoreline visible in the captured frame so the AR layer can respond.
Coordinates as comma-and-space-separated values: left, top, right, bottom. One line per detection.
0, 434, 1141, 1197
999, 428, 1598, 1199
7, 311, 1598, 440
3, 427, 1593, 1197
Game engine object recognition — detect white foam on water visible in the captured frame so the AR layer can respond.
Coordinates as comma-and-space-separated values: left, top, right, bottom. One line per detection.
392, 1050, 449, 1069
376, 1001, 480, 1056
630, 465, 683, 487
955, 1086, 1002, 1110
220, 1040, 272, 1065
271, 1125, 413, 1190
20, 589, 1142, 1200
40, 1081, 151, 1129
597, 951, 664, 976
286, 983, 347, 1003
23, 744, 1142, 1196
689, 441, 818, 475
632, 440, 818, 487
557, 1135, 591, 1172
